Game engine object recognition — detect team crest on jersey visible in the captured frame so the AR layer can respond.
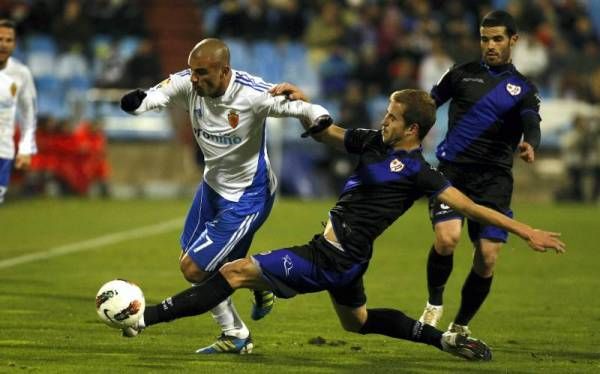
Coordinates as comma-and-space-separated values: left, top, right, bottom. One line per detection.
228, 110, 239, 128
506, 83, 521, 96
389, 158, 404, 172
10, 82, 17, 97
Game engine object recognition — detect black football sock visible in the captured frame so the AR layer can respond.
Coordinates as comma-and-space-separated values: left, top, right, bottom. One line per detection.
426, 246, 453, 305
359, 308, 443, 350
144, 272, 234, 327
454, 269, 493, 326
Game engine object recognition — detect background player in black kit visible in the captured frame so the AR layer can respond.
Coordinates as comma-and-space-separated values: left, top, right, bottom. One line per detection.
116, 89, 565, 361
418, 10, 543, 335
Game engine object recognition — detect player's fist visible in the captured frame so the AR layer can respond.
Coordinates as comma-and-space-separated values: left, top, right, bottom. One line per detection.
121, 89, 147, 113
518, 142, 535, 163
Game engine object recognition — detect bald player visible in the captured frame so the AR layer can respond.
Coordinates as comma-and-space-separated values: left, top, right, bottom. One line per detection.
120, 38, 331, 354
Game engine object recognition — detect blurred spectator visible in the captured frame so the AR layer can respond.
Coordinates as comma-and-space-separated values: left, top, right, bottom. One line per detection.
121, 38, 161, 88
87, 0, 146, 37
73, 119, 110, 197
556, 115, 600, 202
512, 33, 548, 81
215, 0, 244, 38
272, 0, 306, 41
304, 2, 346, 66
51, 0, 92, 54
28, 117, 110, 197
418, 38, 453, 92
319, 46, 353, 98
94, 40, 127, 88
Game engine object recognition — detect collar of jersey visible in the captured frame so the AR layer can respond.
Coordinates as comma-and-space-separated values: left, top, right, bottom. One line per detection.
387, 145, 423, 156
480, 61, 515, 76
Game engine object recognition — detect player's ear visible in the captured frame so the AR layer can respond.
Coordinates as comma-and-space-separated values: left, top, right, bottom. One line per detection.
407, 123, 419, 135
221, 64, 231, 77
510, 33, 518, 47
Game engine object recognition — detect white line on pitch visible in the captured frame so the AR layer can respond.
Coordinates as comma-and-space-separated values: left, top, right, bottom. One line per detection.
0, 218, 182, 270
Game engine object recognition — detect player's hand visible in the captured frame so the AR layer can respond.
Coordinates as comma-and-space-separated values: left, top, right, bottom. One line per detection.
526, 229, 565, 254
301, 115, 333, 138
518, 142, 535, 163
269, 82, 309, 101
15, 154, 31, 169
120, 89, 147, 113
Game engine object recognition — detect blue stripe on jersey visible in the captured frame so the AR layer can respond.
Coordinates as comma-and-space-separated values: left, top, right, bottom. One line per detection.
235, 77, 271, 91
175, 69, 191, 77
436, 76, 531, 162
341, 157, 421, 194
235, 72, 272, 90
235, 80, 269, 92
245, 120, 271, 194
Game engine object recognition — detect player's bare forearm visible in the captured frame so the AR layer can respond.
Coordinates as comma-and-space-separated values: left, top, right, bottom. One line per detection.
310, 123, 346, 151
438, 187, 565, 253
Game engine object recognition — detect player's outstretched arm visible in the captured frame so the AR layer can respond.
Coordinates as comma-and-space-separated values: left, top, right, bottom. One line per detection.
437, 186, 566, 253
269, 83, 347, 151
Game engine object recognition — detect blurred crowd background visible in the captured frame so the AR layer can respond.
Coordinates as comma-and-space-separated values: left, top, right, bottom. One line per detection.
1, 0, 599, 203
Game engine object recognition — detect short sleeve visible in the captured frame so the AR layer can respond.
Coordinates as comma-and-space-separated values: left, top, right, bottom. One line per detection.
519, 84, 541, 121
415, 163, 451, 198
430, 66, 457, 107
344, 128, 380, 154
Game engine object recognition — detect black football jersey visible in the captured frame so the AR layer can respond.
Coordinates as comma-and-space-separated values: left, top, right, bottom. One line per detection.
432, 61, 541, 169
326, 129, 450, 266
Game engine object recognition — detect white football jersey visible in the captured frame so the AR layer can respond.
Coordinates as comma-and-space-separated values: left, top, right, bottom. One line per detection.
0, 57, 37, 159
134, 69, 329, 201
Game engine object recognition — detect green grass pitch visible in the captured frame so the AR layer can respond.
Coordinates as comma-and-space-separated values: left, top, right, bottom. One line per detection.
0, 198, 598, 373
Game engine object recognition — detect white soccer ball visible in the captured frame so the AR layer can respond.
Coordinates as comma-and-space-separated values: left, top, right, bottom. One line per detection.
95, 279, 145, 329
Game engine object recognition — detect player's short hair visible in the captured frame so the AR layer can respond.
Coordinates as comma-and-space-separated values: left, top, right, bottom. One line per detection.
389, 89, 436, 140
0, 19, 16, 30
480, 10, 517, 37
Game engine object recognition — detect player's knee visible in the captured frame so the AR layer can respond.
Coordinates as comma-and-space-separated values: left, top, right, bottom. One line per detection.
473, 253, 497, 276
219, 258, 254, 288
434, 230, 460, 253
179, 256, 209, 283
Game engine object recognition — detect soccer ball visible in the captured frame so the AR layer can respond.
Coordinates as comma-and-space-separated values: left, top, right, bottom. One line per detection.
95, 279, 145, 329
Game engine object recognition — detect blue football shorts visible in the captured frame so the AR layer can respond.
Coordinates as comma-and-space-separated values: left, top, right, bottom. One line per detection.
0, 157, 13, 203
252, 235, 369, 307
429, 161, 514, 243
180, 181, 275, 272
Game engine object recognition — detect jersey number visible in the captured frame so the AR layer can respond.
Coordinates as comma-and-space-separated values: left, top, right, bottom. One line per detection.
193, 234, 213, 253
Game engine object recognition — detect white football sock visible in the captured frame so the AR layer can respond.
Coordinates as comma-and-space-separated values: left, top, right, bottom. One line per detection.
210, 296, 249, 339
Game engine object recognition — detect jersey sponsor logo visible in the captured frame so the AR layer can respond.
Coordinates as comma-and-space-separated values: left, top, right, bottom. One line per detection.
10, 82, 17, 97
462, 77, 484, 83
228, 110, 239, 129
389, 158, 405, 172
506, 83, 521, 96
282, 254, 293, 277
192, 127, 242, 145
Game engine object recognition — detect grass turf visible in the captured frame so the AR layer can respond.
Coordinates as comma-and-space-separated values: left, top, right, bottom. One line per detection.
0, 198, 598, 373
